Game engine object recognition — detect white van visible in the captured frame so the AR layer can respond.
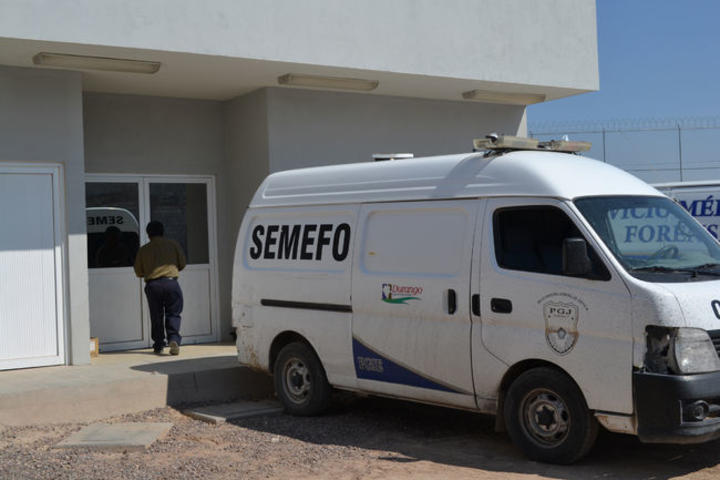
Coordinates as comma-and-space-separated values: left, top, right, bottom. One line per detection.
232, 135, 720, 463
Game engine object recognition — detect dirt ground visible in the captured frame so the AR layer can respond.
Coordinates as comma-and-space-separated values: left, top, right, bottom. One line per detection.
2, 394, 720, 480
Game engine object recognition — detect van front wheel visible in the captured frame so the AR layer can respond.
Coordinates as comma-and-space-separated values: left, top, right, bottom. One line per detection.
274, 342, 331, 416
504, 367, 597, 464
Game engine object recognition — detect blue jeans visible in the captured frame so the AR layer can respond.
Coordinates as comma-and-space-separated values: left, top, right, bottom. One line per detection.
144, 277, 183, 349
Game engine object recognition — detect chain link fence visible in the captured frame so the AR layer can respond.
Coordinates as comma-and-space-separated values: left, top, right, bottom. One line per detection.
528, 117, 720, 184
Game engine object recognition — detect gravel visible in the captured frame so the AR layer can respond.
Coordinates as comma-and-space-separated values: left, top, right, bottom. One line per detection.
2, 394, 720, 479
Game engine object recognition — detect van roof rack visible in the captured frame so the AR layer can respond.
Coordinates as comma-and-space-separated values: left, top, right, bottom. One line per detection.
473, 133, 591, 154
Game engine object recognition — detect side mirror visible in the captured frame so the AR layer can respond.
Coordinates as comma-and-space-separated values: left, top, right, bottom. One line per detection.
563, 237, 592, 276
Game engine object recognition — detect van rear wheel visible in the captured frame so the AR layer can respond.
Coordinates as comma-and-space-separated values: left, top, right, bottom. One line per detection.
274, 342, 331, 416
504, 367, 597, 464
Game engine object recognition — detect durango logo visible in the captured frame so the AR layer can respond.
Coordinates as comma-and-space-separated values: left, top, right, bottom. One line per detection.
381, 283, 423, 304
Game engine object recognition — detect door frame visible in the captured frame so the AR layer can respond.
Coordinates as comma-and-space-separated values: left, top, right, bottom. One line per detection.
0, 162, 67, 369
85, 173, 220, 347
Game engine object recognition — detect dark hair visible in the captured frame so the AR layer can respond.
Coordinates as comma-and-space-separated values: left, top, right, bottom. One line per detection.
146, 221, 164, 237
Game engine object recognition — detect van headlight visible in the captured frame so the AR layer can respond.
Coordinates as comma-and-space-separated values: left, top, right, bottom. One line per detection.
645, 326, 720, 374
671, 328, 720, 374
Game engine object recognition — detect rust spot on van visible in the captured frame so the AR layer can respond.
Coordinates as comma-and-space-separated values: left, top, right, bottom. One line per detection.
242, 343, 265, 373
595, 413, 637, 434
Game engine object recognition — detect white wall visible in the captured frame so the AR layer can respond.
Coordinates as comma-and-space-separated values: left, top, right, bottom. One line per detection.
0, 65, 89, 365
265, 87, 527, 172
223, 91, 271, 330
83, 93, 224, 176
0, 0, 598, 91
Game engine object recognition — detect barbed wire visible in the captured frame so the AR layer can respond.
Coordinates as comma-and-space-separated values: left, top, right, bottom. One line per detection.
528, 116, 720, 135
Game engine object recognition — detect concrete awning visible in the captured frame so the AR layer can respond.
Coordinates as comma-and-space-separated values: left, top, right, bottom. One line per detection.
0, 0, 598, 102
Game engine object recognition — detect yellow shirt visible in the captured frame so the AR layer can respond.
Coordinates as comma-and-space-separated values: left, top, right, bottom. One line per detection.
133, 237, 187, 281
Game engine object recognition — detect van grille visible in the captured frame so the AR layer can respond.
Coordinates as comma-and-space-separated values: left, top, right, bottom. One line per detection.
709, 330, 720, 357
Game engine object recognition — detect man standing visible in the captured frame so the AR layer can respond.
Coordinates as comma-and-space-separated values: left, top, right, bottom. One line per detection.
134, 221, 186, 355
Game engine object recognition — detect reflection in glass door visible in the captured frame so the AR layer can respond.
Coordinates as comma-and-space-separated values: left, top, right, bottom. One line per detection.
86, 176, 218, 351
86, 183, 141, 268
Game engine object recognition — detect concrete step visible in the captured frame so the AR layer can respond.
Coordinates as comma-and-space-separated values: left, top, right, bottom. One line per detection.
0, 343, 274, 426
54, 422, 174, 451
184, 399, 283, 424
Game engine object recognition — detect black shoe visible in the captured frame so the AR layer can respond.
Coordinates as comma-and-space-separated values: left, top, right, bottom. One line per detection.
153, 347, 164, 355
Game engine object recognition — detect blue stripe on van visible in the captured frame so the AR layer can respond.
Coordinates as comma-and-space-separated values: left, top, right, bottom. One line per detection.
352, 337, 463, 394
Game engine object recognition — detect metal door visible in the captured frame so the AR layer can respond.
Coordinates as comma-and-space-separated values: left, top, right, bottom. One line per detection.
351, 200, 479, 409
476, 197, 634, 414
0, 164, 66, 370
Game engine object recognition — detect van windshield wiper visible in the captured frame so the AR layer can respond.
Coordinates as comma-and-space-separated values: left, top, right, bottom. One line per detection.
631, 266, 690, 273
689, 263, 720, 271
630, 265, 720, 276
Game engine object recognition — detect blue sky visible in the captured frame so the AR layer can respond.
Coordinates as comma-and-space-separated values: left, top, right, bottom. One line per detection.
528, 0, 720, 126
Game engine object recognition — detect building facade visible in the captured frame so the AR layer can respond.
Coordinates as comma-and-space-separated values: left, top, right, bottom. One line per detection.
0, 0, 598, 368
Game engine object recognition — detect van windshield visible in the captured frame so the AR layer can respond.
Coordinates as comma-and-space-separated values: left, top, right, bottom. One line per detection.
574, 196, 720, 282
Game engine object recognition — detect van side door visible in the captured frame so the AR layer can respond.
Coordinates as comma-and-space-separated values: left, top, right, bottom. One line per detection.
475, 198, 633, 415
351, 200, 478, 409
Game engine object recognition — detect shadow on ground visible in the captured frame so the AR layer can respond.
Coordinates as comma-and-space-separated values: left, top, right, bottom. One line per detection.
228, 394, 720, 479
130, 356, 274, 405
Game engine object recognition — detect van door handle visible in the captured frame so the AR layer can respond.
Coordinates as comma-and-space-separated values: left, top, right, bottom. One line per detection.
472, 294, 480, 316
491, 298, 512, 314
447, 289, 457, 314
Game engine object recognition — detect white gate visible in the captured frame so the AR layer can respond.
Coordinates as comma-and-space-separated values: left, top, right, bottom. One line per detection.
0, 164, 66, 370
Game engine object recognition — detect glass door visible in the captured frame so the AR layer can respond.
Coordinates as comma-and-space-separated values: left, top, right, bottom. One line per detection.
143, 179, 218, 344
86, 175, 218, 351
86, 178, 146, 351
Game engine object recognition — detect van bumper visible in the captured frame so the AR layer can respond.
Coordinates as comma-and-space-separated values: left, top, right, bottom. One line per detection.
634, 371, 720, 444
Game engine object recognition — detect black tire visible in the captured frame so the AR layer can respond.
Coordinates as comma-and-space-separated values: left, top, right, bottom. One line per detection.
273, 342, 331, 416
504, 367, 598, 464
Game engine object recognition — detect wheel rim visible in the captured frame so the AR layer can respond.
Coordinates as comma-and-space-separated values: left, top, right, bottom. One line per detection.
282, 356, 312, 404
520, 388, 571, 447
